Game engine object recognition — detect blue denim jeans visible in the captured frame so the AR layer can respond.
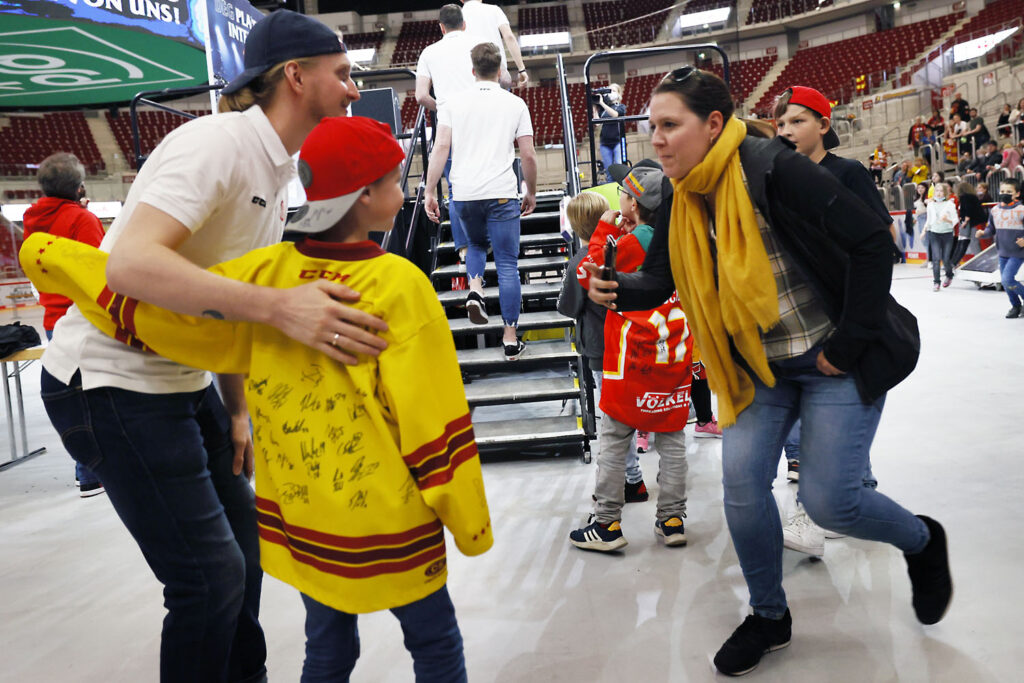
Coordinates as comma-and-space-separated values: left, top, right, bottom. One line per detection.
443, 155, 467, 251
599, 143, 622, 182
452, 198, 522, 327
40, 369, 266, 683
300, 585, 465, 683
999, 256, 1024, 306
721, 347, 929, 619
785, 419, 878, 492
46, 329, 102, 488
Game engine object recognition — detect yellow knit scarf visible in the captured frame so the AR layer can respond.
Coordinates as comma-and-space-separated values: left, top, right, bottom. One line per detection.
668, 116, 778, 427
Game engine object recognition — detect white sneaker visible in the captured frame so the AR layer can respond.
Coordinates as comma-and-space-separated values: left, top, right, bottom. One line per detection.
783, 506, 825, 557
823, 529, 846, 539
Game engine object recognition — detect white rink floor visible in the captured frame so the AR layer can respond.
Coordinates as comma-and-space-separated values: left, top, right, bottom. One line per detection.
2, 264, 1022, 683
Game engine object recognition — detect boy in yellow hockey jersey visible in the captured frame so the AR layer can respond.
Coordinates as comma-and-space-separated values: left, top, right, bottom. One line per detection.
21, 116, 492, 681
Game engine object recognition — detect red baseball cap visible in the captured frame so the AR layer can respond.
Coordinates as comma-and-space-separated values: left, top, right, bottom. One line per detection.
288, 116, 405, 233
783, 85, 841, 150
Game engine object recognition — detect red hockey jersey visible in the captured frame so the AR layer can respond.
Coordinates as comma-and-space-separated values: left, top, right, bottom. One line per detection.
578, 220, 693, 432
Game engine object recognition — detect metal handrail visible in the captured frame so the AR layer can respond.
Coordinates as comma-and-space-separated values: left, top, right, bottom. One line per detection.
582, 45, 730, 184
556, 54, 581, 198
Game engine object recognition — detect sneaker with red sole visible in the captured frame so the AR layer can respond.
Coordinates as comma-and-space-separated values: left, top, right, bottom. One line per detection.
694, 418, 723, 438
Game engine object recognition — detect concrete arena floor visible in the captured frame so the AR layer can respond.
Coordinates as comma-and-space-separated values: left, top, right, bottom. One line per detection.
1, 265, 1021, 682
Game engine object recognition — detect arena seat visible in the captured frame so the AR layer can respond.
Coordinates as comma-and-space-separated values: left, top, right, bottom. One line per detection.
903, 0, 1024, 83
753, 14, 963, 115
582, 0, 674, 51
344, 31, 384, 50
105, 109, 211, 170
518, 5, 570, 34
0, 113, 104, 177
391, 20, 443, 66
746, 0, 834, 25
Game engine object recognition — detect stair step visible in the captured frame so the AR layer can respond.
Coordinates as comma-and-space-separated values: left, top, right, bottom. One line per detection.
457, 341, 577, 369
436, 232, 566, 255
465, 376, 578, 407
438, 282, 562, 307
449, 310, 574, 335
432, 255, 567, 280
520, 210, 560, 224
474, 416, 584, 448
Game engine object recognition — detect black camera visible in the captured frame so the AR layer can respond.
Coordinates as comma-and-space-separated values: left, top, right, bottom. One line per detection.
591, 86, 612, 105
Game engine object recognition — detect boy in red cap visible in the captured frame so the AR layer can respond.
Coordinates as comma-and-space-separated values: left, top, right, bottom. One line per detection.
773, 86, 896, 556
20, 117, 492, 681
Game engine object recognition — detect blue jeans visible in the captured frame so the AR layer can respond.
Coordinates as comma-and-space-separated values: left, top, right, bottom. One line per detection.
300, 585, 465, 683
721, 347, 929, 619
443, 155, 467, 251
46, 329, 101, 488
40, 369, 266, 683
785, 419, 879, 504
452, 198, 522, 327
999, 256, 1024, 306
599, 143, 622, 181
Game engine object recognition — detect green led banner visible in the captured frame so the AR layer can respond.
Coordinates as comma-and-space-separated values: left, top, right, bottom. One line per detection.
0, 13, 207, 109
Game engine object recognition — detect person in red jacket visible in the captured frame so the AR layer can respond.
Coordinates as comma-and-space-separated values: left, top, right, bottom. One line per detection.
22, 152, 106, 497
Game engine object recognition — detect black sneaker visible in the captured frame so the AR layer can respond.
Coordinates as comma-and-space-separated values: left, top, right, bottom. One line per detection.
904, 515, 953, 625
624, 480, 649, 503
1006, 306, 1021, 319
80, 482, 105, 498
786, 459, 799, 483
466, 290, 488, 324
569, 516, 627, 552
714, 610, 792, 676
503, 339, 525, 361
654, 516, 687, 546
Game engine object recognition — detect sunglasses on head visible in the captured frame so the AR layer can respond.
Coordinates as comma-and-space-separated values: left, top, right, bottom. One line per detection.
664, 66, 698, 85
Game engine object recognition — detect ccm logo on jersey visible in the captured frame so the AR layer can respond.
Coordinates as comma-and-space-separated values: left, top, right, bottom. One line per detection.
251, 196, 267, 207
636, 387, 691, 413
298, 269, 351, 283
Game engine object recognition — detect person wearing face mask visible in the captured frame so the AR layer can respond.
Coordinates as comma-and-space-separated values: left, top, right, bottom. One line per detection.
583, 67, 950, 676
977, 179, 1024, 318
924, 182, 959, 290
594, 83, 627, 181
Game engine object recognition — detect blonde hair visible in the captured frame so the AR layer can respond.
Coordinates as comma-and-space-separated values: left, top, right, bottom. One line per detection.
566, 192, 609, 241
218, 56, 320, 113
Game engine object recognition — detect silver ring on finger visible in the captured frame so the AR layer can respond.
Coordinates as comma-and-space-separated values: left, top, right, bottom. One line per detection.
331, 332, 340, 348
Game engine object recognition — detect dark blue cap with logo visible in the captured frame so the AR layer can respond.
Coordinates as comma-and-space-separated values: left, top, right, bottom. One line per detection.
221, 10, 346, 96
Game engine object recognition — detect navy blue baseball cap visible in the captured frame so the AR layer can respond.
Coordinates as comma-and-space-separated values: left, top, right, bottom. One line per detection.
221, 10, 346, 96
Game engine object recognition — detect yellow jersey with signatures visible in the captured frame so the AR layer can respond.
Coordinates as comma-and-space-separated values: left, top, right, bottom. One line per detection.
21, 233, 493, 613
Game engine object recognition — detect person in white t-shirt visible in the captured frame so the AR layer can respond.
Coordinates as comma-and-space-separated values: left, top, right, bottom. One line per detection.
459, 0, 529, 89
416, 3, 479, 262
423, 42, 537, 360
37, 11, 387, 681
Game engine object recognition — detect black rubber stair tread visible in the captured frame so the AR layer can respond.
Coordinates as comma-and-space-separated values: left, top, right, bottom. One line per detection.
457, 341, 576, 368
436, 232, 566, 254
437, 282, 561, 306
449, 310, 574, 335
464, 376, 579, 406
432, 255, 568, 280
473, 416, 584, 447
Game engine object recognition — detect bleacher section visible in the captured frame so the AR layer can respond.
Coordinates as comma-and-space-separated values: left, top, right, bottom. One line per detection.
518, 5, 570, 34
904, 0, 1024, 83
0, 113, 104, 177
746, 0, 834, 25
3, 189, 43, 201
754, 14, 963, 115
706, 56, 778, 106
582, 0, 673, 50
391, 20, 442, 66
105, 110, 210, 170
343, 31, 384, 50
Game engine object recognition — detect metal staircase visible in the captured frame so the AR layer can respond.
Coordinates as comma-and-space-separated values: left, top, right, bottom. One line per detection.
431, 192, 594, 460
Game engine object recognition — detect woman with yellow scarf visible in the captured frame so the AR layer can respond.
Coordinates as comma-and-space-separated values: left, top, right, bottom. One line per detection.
583, 68, 951, 676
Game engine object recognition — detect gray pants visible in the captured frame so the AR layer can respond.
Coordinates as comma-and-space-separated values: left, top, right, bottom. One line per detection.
594, 413, 688, 524
592, 370, 643, 484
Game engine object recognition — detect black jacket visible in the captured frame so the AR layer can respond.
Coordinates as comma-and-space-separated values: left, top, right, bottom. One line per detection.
613, 135, 920, 404
968, 151, 1002, 174
958, 192, 988, 227
557, 248, 606, 361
